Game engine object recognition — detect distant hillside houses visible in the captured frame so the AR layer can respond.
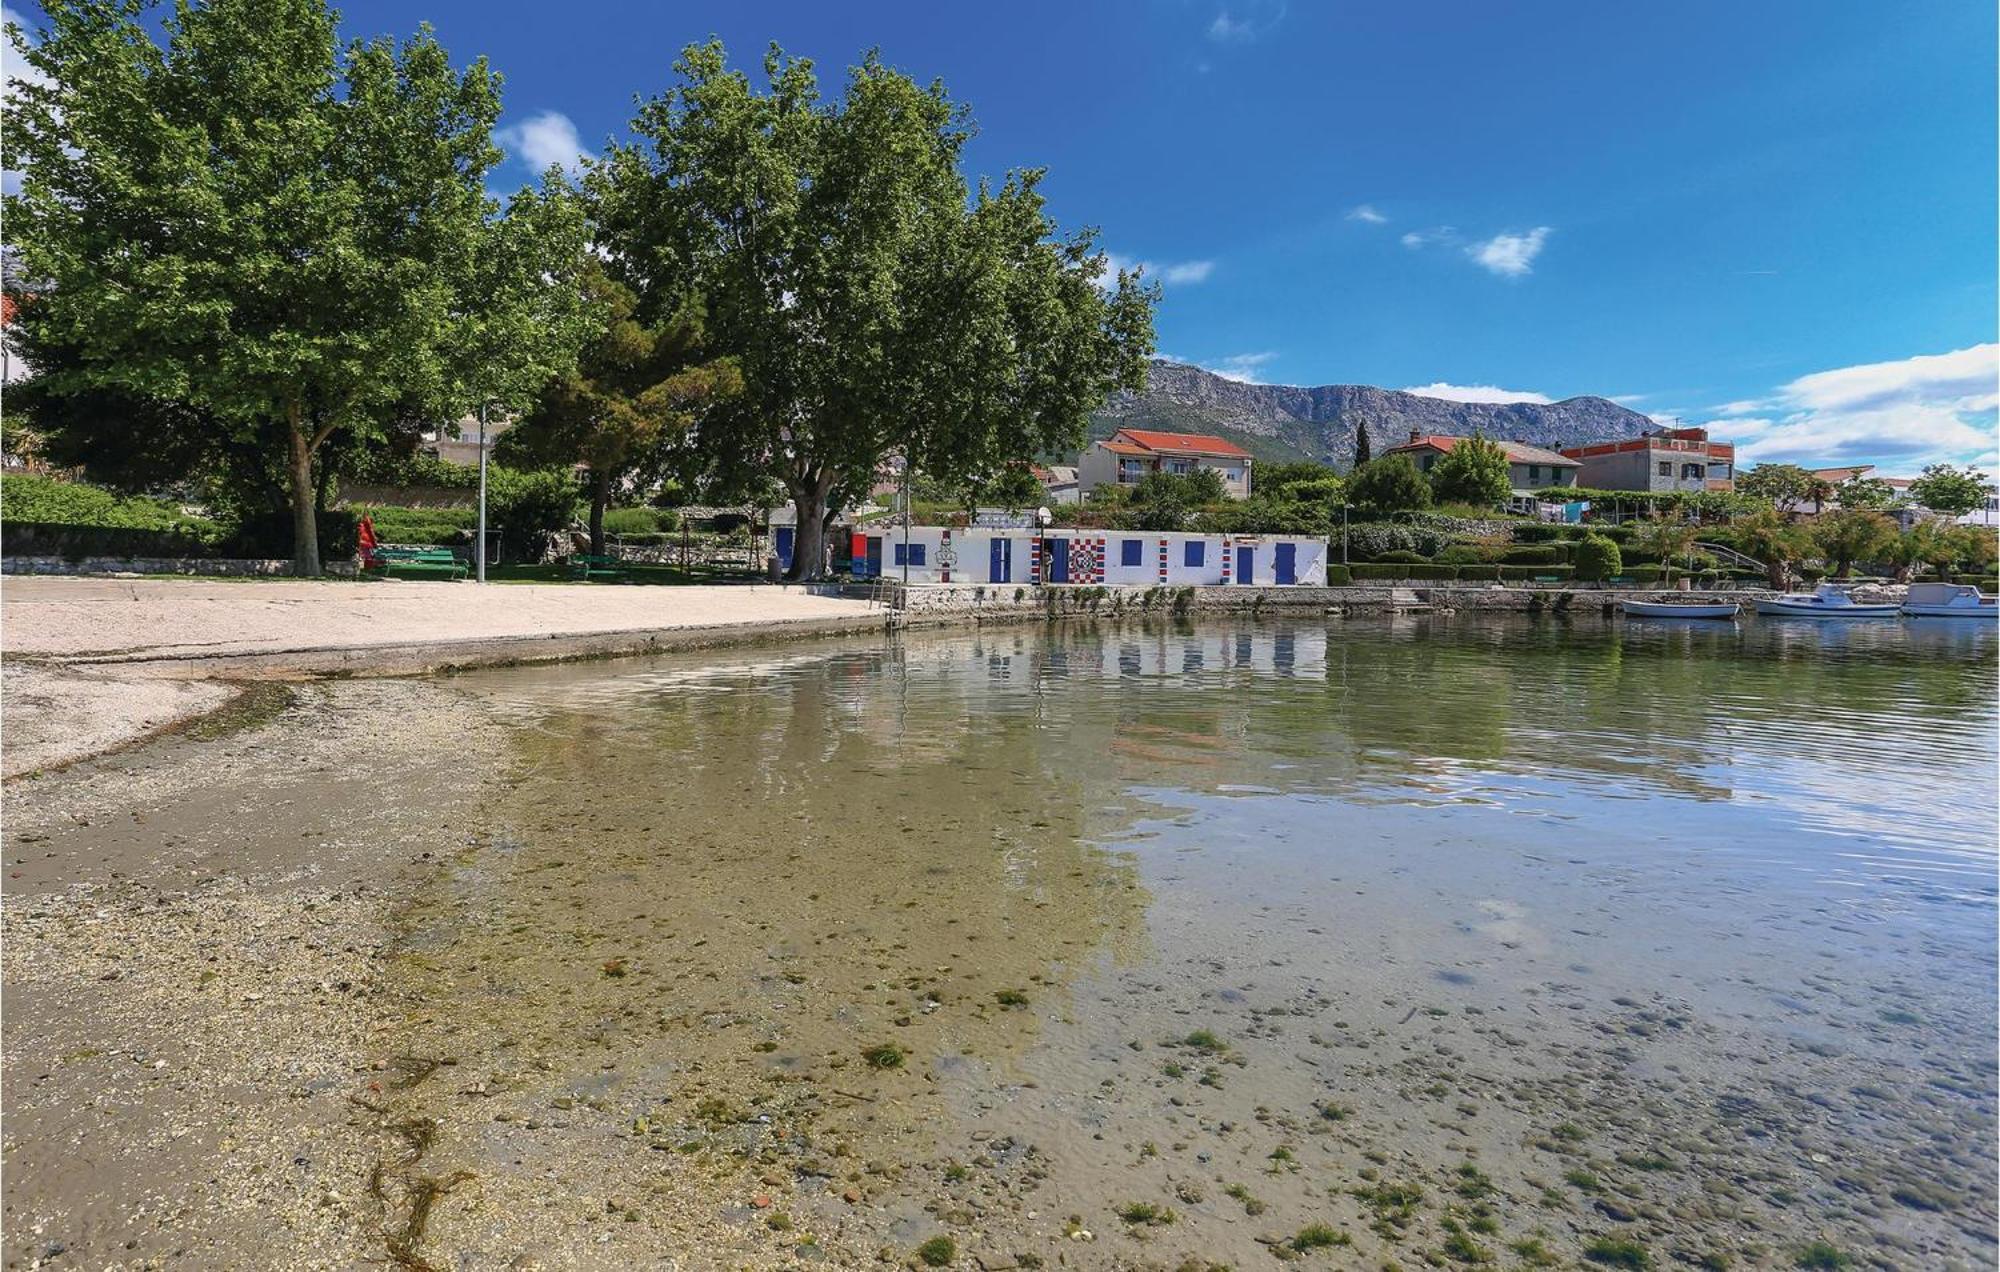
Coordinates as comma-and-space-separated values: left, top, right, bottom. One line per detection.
1382, 431, 1581, 503
1800, 465, 1999, 528
1079, 428, 1253, 500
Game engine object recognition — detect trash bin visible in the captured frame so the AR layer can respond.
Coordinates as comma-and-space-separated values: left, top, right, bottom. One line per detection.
766, 555, 782, 582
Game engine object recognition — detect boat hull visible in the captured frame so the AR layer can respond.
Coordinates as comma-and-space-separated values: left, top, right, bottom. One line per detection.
1901, 604, 1998, 619
1620, 601, 1739, 620
1754, 599, 1900, 618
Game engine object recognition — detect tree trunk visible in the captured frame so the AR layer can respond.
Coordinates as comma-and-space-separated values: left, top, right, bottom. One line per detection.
784, 471, 836, 582
588, 471, 610, 557
287, 414, 321, 578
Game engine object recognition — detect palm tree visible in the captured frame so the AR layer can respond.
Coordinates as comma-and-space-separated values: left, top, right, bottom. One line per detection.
1805, 477, 1835, 517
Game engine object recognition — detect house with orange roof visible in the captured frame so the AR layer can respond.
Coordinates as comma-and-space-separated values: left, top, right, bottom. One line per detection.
1383, 430, 1581, 501
1077, 428, 1254, 500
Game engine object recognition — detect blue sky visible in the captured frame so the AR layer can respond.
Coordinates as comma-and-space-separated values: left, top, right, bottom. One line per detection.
9, 1, 1997, 472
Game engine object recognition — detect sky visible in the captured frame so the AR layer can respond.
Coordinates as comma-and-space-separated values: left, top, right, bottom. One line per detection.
7, 0, 1997, 474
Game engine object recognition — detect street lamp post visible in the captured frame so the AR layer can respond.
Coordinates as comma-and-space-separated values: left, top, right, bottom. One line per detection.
475, 402, 489, 584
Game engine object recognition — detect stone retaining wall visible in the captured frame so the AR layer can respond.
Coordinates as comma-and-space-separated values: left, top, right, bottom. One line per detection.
875, 581, 1777, 621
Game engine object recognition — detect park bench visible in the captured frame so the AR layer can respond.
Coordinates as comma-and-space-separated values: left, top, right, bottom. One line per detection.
366, 547, 467, 580
1606, 575, 1635, 587
568, 552, 627, 581
1532, 574, 1564, 585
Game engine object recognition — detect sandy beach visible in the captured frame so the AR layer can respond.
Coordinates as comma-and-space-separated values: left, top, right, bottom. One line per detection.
1, 577, 882, 777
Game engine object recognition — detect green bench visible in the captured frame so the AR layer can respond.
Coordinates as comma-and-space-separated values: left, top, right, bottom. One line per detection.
1532, 574, 1564, 584
568, 553, 627, 581
366, 547, 467, 580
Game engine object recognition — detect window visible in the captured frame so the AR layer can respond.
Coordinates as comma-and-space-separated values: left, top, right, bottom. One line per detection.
1681, 463, 1702, 480
1184, 540, 1205, 567
1121, 538, 1143, 566
1169, 460, 1192, 474
892, 542, 927, 566
1657, 460, 1672, 477
1527, 464, 1541, 483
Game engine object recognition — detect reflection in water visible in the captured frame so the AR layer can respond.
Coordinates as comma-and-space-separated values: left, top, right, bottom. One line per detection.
382, 616, 1995, 1269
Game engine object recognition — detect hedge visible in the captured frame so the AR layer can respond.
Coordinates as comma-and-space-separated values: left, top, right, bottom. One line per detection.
1499, 564, 1574, 580
1499, 545, 1559, 565
2, 521, 217, 559
1, 473, 214, 537
1350, 562, 1459, 581
1372, 549, 1431, 564
1326, 564, 1352, 585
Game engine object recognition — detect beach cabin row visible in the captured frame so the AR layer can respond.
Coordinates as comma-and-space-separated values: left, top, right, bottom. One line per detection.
772, 526, 1330, 587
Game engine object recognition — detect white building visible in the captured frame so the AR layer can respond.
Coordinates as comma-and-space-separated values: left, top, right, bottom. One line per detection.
1077, 429, 1254, 500
795, 525, 1329, 587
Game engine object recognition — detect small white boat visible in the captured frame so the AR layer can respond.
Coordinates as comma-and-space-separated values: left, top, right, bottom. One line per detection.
1754, 582, 1900, 619
1901, 582, 1998, 619
1620, 599, 1739, 620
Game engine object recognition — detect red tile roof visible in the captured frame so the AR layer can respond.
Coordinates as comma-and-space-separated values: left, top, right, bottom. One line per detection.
1112, 428, 1251, 458
1387, 434, 1578, 466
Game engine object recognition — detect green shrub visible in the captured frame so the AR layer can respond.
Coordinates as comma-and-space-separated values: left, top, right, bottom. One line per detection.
1373, 549, 1431, 564
1511, 522, 1566, 543
1351, 562, 1458, 581
1499, 564, 1574, 581
1435, 544, 1492, 565
1326, 564, 1352, 585
1455, 563, 1501, 582
354, 504, 476, 546
1499, 545, 1559, 565
1574, 534, 1622, 581
1347, 522, 1452, 560
603, 505, 680, 534
487, 467, 580, 556
0, 473, 210, 535
343, 448, 481, 489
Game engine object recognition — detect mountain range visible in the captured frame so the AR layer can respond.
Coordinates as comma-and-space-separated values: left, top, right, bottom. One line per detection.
1088, 360, 1655, 466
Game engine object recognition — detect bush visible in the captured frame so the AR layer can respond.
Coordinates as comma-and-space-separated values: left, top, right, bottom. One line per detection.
1348, 455, 1432, 514
355, 504, 477, 546
1, 473, 212, 536
603, 505, 679, 534
1350, 562, 1459, 581
1455, 563, 1501, 581
488, 467, 581, 557
1435, 544, 1492, 565
1499, 545, 1558, 565
1499, 564, 1574, 581
1347, 522, 1452, 560
1373, 549, 1431, 564
1574, 534, 1622, 582
1326, 564, 1352, 585
1511, 522, 1566, 543
2, 521, 217, 559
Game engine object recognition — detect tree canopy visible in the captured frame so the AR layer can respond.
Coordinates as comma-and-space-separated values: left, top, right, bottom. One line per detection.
595, 42, 1156, 578
1736, 463, 1814, 509
1347, 454, 1431, 515
1907, 464, 1992, 518
4, 0, 591, 573
1426, 434, 1512, 507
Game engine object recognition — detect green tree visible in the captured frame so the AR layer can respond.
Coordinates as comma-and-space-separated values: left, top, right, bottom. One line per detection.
1426, 434, 1513, 507
1882, 522, 1946, 584
1835, 473, 1896, 511
1632, 510, 1699, 582
4, 1, 590, 575
1124, 469, 1224, 531
601, 43, 1155, 579
1573, 534, 1621, 582
1812, 509, 1895, 577
1803, 476, 1836, 516
1736, 463, 1814, 510
1352, 423, 1372, 469
1907, 464, 1993, 518
498, 265, 742, 555
1347, 455, 1431, 515
971, 464, 1048, 512
1729, 506, 1812, 589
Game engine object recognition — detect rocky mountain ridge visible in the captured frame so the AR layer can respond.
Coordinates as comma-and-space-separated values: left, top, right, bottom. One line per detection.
1090, 360, 1653, 465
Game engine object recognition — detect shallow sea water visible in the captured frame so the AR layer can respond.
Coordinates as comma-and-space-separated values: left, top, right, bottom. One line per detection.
384, 614, 1998, 1268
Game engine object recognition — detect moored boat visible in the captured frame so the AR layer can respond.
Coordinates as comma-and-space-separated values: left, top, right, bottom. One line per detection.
1754, 582, 1900, 619
1620, 599, 1740, 620
1901, 582, 1998, 619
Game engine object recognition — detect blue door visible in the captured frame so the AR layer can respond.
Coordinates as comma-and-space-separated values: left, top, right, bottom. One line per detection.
1236, 545, 1254, 584
1275, 542, 1296, 585
775, 526, 795, 570
1047, 538, 1069, 583
865, 536, 884, 578
989, 537, 1011, 583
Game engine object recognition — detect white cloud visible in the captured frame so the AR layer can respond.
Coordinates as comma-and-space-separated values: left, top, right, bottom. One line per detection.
1347, 204, 1387, 225
1207, 3, 1286, 42
1707, 343, 1999, 472
3, 5, 52, 195
1099, 252, 1215, 290
1400, 226, 1456, 250
1467, 227, 1551, 278
1401, 382, 1553, 406
496, 110, 592, 175
1205, 352, 1279, 384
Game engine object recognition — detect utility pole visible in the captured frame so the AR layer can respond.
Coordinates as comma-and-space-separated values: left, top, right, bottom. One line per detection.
475, 402, 489, 584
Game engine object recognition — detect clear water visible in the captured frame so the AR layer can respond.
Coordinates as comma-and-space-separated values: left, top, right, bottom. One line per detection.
385, 615, 1998, 1267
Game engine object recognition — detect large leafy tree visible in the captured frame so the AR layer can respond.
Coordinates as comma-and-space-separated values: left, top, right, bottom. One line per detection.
598, 43, 1156, 579
1347, 454, 1431, 515
1633, 509, 1700, 582
1729, 506, 1811, 589
1736, 463, 1814, 510
4, 0, 590, 575
1812, 509, 1895, 577
499, 265, 742, 555
1907, 464, 1993, 518
1835, 473, 1896, 511
1426, 434, 1512, 507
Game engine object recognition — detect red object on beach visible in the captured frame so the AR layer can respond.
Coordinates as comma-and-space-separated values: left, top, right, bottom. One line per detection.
358, 514, 379, 568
